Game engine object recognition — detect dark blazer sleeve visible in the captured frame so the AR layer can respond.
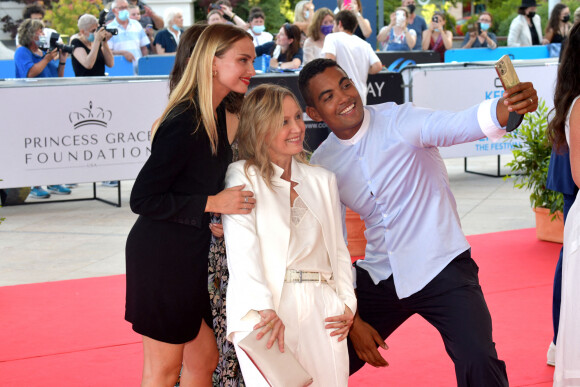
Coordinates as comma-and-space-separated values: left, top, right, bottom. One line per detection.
129, 108, 208, 227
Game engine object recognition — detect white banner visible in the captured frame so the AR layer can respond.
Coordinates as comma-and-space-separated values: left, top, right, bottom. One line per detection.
410, 63, 558, 158
0, 80, 169, 188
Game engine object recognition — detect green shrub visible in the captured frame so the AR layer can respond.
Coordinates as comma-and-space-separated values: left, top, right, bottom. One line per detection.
504, 100, 563, 214
45, 0, 103, 38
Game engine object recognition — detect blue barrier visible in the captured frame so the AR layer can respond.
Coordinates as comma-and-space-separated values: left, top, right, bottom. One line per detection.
0, 55, 134, 79
0, 59, 15, 78
138, 55, 176, 76
106, 56, 135, 76
444, 45, 549, 63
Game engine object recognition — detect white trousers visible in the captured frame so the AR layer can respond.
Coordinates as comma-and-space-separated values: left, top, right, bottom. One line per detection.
232, 281, 349, 387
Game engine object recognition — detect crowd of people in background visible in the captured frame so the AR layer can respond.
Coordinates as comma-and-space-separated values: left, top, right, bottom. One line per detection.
7, 1, 579, 201
6, 0, 579, 202
10, 0, 580, 83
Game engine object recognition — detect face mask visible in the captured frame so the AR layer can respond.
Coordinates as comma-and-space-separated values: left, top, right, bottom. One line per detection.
304, 10, 310, 19
252, 25, 266, 34
35, 35, 47, 47
88, 33, 95, 42
562, 15, 570, 23
480, 22, 490, 31
407, 4, 415, 14
118, 9, 129, 21
172, 24, 180, 31
527, 11, 536, 19
321, 24, 333, 35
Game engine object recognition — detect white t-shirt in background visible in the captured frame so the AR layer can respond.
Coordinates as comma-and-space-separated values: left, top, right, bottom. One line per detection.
322, 31, 381, 105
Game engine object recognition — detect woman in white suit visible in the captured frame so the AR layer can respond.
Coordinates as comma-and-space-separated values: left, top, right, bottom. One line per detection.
507, 0, 543, 47
222, 84, 357, 387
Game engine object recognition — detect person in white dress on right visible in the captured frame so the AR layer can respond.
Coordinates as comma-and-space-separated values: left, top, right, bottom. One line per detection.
547, 22, 580, 387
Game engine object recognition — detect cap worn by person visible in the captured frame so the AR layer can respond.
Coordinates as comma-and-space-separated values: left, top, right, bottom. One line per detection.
520, 0, 537, 8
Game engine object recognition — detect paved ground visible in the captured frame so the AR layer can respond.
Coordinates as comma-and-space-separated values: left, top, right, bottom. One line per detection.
0, 156, 536, 287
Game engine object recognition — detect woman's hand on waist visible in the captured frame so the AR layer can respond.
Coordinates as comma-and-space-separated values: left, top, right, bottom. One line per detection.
325, 304, 354, 341
255, 309, 285, 352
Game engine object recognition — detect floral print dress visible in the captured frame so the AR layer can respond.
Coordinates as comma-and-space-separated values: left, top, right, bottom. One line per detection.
208, 141, 245, 387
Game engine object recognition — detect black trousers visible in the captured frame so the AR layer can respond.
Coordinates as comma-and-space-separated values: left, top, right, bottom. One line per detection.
348, 250, 508, 387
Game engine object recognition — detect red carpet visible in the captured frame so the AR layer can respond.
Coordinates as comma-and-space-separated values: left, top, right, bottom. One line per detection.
0, 228, 559, 386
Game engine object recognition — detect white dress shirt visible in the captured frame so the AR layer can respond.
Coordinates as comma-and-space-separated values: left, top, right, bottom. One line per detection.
311, 99, 505, 298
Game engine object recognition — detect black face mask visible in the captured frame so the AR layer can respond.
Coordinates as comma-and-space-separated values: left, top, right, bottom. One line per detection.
527, 11, 536, 18
407, 4, 416, 14
562, 15, 570, 22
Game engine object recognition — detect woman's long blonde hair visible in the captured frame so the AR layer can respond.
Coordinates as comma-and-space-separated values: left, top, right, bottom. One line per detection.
237, 84, 308, 189
153, 24, 251, 154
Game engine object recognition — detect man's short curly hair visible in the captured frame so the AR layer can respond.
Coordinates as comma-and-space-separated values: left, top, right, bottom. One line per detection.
298, 58, 346, 107
18, 19, 44, 47
23, 3, 45, 19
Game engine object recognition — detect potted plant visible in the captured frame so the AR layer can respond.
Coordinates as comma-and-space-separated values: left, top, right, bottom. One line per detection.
504, 99, 564, 243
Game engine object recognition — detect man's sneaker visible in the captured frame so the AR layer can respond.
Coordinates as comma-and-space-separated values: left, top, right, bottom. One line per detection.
28, 186, 50, 199
47, 185, 71, 195
102, 181, 119, 188
64, 184, 78, 188
547, 341, 556, 366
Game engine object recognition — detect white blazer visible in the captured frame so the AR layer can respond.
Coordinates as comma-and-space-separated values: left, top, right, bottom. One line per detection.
223, 159, 357, 339
507, 14, 543, 47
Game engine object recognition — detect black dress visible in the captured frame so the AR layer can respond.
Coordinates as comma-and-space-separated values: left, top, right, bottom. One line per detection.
70, 38, 106, 76
125, 101, 232, 344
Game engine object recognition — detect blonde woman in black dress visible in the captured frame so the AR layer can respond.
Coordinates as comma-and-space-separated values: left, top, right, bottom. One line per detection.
125, 24, 256, 386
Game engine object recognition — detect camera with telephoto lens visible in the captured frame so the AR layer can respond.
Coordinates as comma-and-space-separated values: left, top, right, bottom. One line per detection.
39, 32, 74, 54
98, 9, 119, 35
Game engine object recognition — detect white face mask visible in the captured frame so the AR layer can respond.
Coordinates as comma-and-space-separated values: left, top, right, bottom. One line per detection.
35, 35, 47, 47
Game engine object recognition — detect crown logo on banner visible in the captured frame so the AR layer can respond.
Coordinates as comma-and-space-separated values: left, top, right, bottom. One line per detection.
69, 101, 113, 129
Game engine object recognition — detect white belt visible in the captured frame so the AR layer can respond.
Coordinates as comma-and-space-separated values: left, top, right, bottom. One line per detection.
284, 269, 330, 283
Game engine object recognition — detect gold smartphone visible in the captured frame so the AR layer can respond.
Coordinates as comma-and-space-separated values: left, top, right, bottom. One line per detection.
495, 55, 520, 90
495, 55, 524, 132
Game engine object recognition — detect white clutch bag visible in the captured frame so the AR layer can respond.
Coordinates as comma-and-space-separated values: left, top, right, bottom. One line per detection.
238, 329, 313, 387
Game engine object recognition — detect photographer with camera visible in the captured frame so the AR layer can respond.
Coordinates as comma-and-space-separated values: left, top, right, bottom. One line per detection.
15, 18, 72, 199
461, 12, 497, 49
15, 19, 67, 79
71, 14, 114, 77
422, 11, 453, 61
